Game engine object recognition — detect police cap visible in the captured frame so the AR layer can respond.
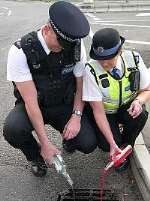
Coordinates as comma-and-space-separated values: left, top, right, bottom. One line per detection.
49, 1, 90, 44
90, 28, 125, 60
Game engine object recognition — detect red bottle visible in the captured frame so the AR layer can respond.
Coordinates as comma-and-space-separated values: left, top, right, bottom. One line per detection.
104, 145, 132, 172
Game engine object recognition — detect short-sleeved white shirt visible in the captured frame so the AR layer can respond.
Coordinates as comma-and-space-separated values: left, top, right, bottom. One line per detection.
83, 51, 150, 102
7, 29, 87, 82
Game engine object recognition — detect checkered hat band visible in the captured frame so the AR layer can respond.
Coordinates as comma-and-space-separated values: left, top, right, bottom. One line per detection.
93, 40, 121, 57
49, 18, 79, 42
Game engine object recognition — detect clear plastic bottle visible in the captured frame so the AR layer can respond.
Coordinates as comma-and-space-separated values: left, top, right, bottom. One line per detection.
53, 154, 73, 187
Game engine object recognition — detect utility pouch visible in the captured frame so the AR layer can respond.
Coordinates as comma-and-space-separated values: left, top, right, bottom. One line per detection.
128, 70, 140, 92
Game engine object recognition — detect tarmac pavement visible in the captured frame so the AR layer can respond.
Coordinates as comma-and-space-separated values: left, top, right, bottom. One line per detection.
0, 132, 144, 201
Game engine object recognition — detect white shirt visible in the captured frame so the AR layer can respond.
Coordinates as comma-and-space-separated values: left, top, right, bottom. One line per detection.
7, 29, 87, 82
83, 51, 150, 102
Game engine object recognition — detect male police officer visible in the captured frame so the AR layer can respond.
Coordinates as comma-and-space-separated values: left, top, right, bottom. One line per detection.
3, 1, 92, 177
83, 28, 150, 172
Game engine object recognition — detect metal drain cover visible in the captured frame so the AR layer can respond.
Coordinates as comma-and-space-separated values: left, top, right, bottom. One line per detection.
57, 189, 119, 201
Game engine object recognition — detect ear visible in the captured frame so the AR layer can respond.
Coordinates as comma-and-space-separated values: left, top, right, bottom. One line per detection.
42, 24, 50, 35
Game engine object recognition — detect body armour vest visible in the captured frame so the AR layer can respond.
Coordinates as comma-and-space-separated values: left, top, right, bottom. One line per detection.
13, 31, 81, 107
87, 50, 139, 114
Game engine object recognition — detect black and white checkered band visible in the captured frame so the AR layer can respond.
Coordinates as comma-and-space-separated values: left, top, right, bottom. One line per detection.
49, 18, 79, 43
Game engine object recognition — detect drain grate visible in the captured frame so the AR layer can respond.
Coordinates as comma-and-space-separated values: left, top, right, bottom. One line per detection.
57, 189, 119, 201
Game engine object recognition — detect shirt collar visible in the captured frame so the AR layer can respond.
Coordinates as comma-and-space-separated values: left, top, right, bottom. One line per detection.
37, 28, 51, 55
95, 57, 123, 73
110, 57, 122, 72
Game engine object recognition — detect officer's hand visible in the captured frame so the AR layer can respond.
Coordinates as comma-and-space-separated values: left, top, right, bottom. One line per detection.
40, 142, 61, 167
127, 99, 143, 118
110, 144, 122, 161
63, 115, 81, 140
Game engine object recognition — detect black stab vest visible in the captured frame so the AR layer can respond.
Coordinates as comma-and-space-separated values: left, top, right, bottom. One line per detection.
13, 31, 81, 107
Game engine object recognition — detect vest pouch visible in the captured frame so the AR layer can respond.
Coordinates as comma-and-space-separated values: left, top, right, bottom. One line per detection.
36, 78, 65, 107
128, 70, 140, 92
34, 75, 75, 107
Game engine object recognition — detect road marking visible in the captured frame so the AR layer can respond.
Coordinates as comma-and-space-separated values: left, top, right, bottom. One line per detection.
75, 2, 83, 6
2, 6, 8, 10
0, 6, 11, 16
89, 27, 94, 38
89, 23, 150, 45
95, 19, 150, 23
126, 40, 150, 45
136, 13, 150, 17
92, 22, 150, 28
8, 10, 11, 16
86, 12, 150, 23
93, 17, 100, 21
87, 12, 150, 45
85, 13, 97, 18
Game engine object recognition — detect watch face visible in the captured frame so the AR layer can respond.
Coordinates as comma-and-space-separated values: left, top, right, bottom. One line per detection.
76, 111, 80, 115
73, 110, 82, 116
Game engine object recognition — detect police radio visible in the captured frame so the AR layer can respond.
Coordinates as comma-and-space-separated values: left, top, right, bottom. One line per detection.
128, 68, 140, 92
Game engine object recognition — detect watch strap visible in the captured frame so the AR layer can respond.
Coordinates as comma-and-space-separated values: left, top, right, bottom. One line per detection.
72, 110, 82, 117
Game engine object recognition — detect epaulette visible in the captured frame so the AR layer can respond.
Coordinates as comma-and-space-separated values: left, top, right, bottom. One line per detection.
14, 39, 21, 49
21, 31, 47, 68
85, 62, 99, 85
130, 51, 140, 69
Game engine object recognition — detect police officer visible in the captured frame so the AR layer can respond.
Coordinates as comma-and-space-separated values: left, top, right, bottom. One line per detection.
3, 1, 93, 177
83, 28, 150, 172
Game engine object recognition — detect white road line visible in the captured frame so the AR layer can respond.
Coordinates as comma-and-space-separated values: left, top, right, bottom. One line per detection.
86, 13, 150, 24
92, 22, 150, 28
126, 40, 150, 45
75, 2, 83, 6
85, 13, 96, 18
0, 6, 11, 16
2, 6, 8, 10
93, 17, 100, 21
89, 24, 150, 45
136, 13, 150, 17
95, 19, 150, 23
8, 10, 11, 16
89, 28, 94, 38
87, 12, 150, 45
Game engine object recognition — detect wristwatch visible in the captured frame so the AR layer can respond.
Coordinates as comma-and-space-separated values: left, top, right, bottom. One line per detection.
72, 110, 82, 117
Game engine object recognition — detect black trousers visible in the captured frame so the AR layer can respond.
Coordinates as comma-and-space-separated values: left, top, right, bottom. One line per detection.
95, 102, 148, 151
3, 103, 99, 161
3, 102, 148, 161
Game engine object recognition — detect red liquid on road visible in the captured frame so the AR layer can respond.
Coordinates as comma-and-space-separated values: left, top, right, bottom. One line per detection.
99, 169, 108, 201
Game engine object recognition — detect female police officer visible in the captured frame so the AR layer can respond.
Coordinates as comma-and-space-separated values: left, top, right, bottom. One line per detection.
83, 28, 150, 172
3, 1, 94, 177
